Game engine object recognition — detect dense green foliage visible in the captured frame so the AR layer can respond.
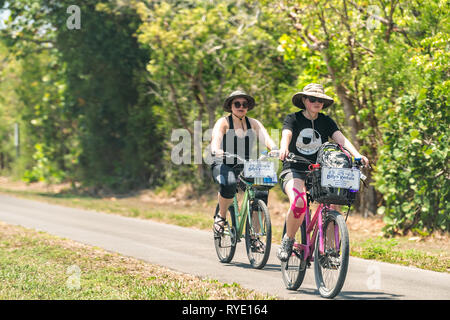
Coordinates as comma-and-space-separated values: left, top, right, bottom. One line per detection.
0, 0, 165, 191
374, 31, 449, 235
0, 0, 448, 235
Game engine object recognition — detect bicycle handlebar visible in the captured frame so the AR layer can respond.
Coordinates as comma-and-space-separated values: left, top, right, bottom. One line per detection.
283, 152, 367, 182
284, 152, 367, 168
284, 153, 313, 164
213, 151, 366, 174
212, 151, 279, 162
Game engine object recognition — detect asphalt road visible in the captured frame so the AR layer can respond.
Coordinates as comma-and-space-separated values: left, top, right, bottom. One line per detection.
0, 193, 449, 300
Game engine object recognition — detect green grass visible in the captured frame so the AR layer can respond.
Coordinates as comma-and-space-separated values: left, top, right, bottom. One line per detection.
350, 237, 449, 273
0, 222, 276, 300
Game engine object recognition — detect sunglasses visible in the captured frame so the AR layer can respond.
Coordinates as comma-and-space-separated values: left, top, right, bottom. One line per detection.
307, 96, 325, 104
233, 101, 249, 109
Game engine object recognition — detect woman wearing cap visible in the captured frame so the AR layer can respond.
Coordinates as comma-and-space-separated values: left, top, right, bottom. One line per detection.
277, 83, 369, 262
210, 90, 278, 235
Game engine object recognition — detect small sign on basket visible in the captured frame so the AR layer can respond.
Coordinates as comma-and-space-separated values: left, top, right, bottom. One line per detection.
244, 160, 275, 178
321, 167, 360, 190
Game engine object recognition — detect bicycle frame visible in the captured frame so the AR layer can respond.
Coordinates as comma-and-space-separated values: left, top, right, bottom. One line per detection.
295, 201, 339, 262
232, 181, 260, 240
281, 150, 364, 297
214, 152, 271, 255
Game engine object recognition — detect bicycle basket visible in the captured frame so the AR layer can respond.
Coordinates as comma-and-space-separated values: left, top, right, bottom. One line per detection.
241, 160, 277, 190
308, 142, 358, 204
309, 169, 358, 205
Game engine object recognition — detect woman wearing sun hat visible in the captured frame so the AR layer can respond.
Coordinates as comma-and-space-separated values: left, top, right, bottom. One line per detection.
210, 90, 278, 235
276, 83, 369, 262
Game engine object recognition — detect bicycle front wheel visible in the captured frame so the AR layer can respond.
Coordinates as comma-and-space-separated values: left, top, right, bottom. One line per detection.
314, 210, 349, 299
280, 221, 307, 290
214, 203, 237, 263
244, 199, 271, 269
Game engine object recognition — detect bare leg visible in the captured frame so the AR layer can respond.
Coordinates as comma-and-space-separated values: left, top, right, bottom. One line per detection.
218, 192, 234, 219
277, 178, 307, 261
284, 178, 307, 239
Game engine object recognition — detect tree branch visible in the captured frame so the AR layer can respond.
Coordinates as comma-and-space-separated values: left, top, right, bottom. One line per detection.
168, 81, 193, 135
288, 12, 321, 51
0, 31, 56, 46
348, 0, 413, 45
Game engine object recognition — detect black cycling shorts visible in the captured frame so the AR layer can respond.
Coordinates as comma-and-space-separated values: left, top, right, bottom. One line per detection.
211, 163, 241, 199
279, 169, 307, 194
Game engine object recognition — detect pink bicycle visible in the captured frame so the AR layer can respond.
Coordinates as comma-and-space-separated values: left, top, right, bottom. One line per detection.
281, 150, 365, 299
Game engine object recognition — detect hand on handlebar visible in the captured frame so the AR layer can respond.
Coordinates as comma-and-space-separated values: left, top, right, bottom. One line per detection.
268, 149, 280, 157
279, 148, 290, 161
211, 149, 225, 158
354, 155, 370, 168
361, 155, 370, 168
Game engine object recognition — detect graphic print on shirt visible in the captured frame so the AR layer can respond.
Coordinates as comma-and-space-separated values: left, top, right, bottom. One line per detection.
295, 128, 322, 155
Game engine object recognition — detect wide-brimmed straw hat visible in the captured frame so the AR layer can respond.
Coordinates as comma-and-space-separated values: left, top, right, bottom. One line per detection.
223, 90, 255, 112
292, 83, 334, 109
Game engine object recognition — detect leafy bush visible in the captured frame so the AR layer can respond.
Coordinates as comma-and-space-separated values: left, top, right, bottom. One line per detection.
374, 33, 449, 235
23, 144, 65, 183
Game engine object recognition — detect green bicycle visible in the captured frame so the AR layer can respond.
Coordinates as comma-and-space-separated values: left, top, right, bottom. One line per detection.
213, 152, 277, 269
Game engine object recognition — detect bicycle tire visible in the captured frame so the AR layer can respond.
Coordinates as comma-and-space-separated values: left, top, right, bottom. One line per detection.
213, 203, 237, 263
244, 199, 271, 269
280, 221, 307, 290
314, 210, 349, 299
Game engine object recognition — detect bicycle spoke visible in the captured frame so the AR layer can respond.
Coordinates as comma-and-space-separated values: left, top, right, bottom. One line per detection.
281, 221, 307, 290
314, 210, 349, 299
214, 204, 237, 263
245, 199, 271, 269
320, 222, 341, 288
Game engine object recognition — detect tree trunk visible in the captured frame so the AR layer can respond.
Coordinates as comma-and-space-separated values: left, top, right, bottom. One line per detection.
322, 52, 360, 148
358, 176, 378, 217
322, 52, 380, 216
207, 106, 215, 130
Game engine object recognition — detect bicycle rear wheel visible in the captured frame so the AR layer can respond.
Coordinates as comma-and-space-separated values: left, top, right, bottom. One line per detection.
314, 210, 349, 299
213, 203, 237, 263
280, 221, 307, 290
244, 199, 271, 269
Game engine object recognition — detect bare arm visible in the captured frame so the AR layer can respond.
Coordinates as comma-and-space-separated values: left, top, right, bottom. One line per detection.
251, 119, 278, 151
279, 129, 293, 161
211, 117, 228, 156
332, 131, 369, 166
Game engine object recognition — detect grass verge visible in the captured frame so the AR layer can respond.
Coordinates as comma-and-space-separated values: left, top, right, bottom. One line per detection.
350, 237, 449, 273
0, 221, 275, 300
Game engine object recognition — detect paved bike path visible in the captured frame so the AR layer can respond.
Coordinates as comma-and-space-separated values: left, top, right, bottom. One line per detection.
0, 193, 449, 300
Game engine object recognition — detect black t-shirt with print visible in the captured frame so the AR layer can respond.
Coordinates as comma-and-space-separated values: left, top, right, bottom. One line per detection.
282, 111, 340, 172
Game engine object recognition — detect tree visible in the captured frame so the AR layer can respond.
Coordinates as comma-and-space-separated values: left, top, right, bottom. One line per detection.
373, 6, 449, 234
0, 43, 20, 172
0, 0, 165, 191
134, 0, 298, 185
